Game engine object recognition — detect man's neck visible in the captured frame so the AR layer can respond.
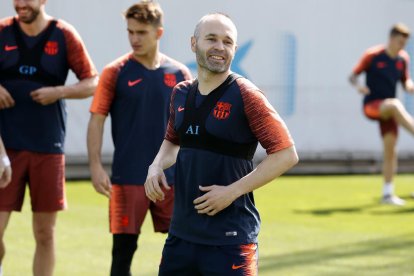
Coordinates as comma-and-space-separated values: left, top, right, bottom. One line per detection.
132, 47, 162, 70
385, 45, 400, 58
197, 70, 231, 95
17, 13, 51, 36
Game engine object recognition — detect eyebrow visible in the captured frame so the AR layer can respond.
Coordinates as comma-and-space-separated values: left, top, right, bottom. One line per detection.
204, 33, 234, 42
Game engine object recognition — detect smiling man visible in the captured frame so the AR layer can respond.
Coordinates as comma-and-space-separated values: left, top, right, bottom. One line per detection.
87, 1, 191, 275
145, 13, 298, 275
0, 0, 97, 275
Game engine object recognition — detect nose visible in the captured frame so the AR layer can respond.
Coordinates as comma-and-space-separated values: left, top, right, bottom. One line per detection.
213, 40, 225, 51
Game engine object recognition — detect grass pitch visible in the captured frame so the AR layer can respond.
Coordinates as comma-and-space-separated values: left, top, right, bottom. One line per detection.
3, 174, 414, 275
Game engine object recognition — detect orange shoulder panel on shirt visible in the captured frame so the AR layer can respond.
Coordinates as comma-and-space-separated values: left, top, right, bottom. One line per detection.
56, 19, 97, 80
0, 17, 14, 32
352, 45, 384, 75
237, 78, 294, 154
90, 54, 130, 116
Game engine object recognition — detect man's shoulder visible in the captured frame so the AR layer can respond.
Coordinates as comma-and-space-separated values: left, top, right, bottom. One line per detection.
364, 44, 385, 57
234, 75, 261, 93
105, 53, 132, 70
0, 17, 14, 32
161, 54, 190, 72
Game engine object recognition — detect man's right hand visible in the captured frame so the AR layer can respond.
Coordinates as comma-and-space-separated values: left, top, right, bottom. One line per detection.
357, 86, 370, 95
0, 85, 15, 109
144, 164, 170, 202
90, 164, 112, 198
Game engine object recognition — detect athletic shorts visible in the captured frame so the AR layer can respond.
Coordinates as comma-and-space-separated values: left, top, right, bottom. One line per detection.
109, 184, 174, 234
0, 150, 66, 212
159, 235, 258, 276
364, 100, 398, 136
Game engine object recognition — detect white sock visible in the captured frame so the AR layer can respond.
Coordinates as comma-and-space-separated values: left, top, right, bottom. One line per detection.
0, 265, 2, 276
383, 182, 394, 196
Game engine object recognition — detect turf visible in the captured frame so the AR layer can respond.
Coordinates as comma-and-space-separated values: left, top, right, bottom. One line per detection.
3, 174, 414, 275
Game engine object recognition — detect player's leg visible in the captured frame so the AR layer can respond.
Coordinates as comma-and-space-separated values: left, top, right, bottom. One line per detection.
158, 235, 200, 276
110, 185, 149, 276
29, 152, 66, 276
380, 98, 414, 135
32, 212, 57, 276
0, 150, 29, 273
0, 212, 11, 272
111, 234, 138, 276
379, 123, 404, 205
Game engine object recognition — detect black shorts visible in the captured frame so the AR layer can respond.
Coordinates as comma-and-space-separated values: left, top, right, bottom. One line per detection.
159, 235, 258, 276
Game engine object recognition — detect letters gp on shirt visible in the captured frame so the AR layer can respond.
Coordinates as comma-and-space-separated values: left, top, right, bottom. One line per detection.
19, 65, 37, 75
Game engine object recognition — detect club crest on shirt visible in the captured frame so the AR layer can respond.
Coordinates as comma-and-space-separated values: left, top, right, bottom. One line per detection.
395, 60, 404, 71
213, 101, 232, 120
164, 73, 177, 87
44, 41, 58, 56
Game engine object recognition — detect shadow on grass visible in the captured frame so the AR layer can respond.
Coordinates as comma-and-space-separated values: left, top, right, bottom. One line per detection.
294, 203, 378, 215
259, 234, 414, 273
294, 194, 414, 216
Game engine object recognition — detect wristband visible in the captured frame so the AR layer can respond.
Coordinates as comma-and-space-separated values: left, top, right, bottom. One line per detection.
2, 156, 10, 167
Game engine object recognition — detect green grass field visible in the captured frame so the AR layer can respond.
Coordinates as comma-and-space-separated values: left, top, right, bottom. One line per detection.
3, 174, 414, 275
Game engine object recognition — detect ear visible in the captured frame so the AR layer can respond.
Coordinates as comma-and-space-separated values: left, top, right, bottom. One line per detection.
156, 27, 164, 39
191, 36, 196, 53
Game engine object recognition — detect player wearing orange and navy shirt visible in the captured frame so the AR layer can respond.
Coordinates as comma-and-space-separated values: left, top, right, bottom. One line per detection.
0, 15, 97, 211
352, 44, 410, 135
156, 74, 294, 275
90, 52, 191, 275
350, 23, 414, 206
0, 2, 97, 275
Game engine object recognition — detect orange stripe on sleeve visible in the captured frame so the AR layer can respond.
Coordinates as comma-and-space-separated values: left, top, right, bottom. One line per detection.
90, 56, 127, 115
164, 87, 180, 145
238, 79, 294, 154
58, 20, 97, 80
352, 45, 384, 75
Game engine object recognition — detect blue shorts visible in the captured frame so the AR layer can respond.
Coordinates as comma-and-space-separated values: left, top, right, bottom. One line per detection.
158, 235, 258, 276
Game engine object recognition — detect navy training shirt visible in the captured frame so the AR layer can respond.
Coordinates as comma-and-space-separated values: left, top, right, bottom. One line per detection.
90, 53, 191, 185
165, 75, 294, 245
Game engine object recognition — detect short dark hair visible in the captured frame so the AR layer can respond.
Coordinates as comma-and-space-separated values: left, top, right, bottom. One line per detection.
390, 23, 410, 38
124, 1, 163, 27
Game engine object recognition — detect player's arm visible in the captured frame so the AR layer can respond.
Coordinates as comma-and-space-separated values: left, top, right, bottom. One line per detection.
349, 73, 370, 95
87, 113, 111, 198
0, 84, 15, 109
194, 86, 298, 216
30, 76, 98, 105
0, 137, 12, 189
195, 146, 298, 216
145, 139, 179, 203
349, 49, 375, 95
403, 78, 414, 93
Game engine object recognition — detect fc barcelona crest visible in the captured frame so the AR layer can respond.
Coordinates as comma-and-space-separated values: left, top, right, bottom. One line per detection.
44, 41, 58, 56
164, 73, 177, 87
396, 60, 404, 71
213, 102, 232, 120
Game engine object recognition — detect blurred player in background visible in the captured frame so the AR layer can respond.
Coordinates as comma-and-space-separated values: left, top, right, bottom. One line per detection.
349, 23, 414, 206
0, 0, 98, 275
87, 1, 191, 275
145, 13, 298, 275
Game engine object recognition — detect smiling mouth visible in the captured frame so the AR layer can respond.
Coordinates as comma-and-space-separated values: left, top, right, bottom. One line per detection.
209, 55, 225, 61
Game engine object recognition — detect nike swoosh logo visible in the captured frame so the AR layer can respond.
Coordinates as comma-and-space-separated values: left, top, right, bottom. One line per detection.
178, 106, 185, 112
4, 45, 18, 51
128, 78, 143, 87
232, 264, 244, 270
